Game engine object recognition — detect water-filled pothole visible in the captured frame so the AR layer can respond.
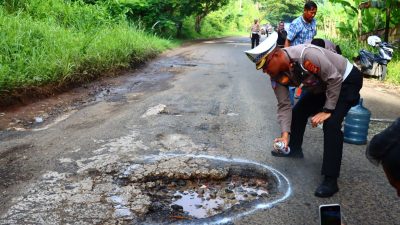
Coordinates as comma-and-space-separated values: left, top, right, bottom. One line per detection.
0, 154, 290, 225
106, 155, 287, 224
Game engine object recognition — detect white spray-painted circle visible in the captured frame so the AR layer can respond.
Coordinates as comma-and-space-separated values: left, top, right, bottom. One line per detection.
141, 153, 292, 224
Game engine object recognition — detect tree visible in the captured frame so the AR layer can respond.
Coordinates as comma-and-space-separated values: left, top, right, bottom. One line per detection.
258, 0, 304, 25
329, 0, 400, 41
116, 0, 229, 36
191, 0, 230, 33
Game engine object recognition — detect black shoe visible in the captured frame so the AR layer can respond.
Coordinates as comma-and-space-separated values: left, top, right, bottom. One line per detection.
271, 150, 304, 158
314, 176, 339, 198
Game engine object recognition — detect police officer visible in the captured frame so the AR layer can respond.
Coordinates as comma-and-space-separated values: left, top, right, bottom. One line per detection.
245, 32, 363, 197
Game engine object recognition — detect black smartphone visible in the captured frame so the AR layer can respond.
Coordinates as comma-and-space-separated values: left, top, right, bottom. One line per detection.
319, 204, 341, 225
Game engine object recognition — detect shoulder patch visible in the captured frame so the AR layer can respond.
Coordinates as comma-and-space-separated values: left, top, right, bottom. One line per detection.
303, 60, 320, 74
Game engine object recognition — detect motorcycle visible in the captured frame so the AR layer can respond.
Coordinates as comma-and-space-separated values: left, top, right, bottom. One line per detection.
354, 35, 394, 81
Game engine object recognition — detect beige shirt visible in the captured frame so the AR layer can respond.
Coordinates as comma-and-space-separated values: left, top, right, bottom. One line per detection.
273, 44, 349, 132
251, 23, 260, 33
305, 39, 338, 53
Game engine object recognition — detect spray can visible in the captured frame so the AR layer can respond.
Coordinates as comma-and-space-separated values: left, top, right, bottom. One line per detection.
273, 141, 290, 155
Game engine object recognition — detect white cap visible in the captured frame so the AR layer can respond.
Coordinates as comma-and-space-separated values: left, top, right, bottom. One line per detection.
245, 32, 278, 70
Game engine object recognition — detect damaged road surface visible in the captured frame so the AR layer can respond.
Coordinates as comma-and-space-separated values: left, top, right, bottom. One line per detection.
1, 37, 400, 225
1, 154, 289, 224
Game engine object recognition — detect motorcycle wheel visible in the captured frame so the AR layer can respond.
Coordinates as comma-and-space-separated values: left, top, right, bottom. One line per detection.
379, 65, 387, 81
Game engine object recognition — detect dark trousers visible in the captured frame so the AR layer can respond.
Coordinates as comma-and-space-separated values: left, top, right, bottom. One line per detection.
289, 67, 363, 178
251, 33, 260, 49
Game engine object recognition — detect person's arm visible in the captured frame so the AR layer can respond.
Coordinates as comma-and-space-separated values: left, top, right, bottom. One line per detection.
285, 21, 299, 47
284, 39, 291, 48
272, 82, 292, 147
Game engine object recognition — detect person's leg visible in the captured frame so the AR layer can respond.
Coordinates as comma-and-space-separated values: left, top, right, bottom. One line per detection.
314, 97, 353, 198
289, 92, 325, 152
322, 68, 363, 177
315, 67, 363, 198
321, 100, 353, 177
256, 34, 260, 47
251, 35, 255, 49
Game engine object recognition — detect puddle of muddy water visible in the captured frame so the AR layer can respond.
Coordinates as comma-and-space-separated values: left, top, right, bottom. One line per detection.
139, 174, 271, 222
170, 181, 269, 219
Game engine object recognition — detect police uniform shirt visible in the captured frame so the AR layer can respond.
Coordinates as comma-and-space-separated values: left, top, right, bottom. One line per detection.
305, 39, 338, 53
273, 44, 350, 133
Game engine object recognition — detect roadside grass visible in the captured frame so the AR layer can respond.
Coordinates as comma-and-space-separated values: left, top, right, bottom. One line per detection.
386, 54, 400, 84
0, 3, 175, 93
2, 0, 398, 97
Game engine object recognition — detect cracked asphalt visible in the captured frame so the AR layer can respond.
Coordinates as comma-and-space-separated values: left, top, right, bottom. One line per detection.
0, 36, 400, 225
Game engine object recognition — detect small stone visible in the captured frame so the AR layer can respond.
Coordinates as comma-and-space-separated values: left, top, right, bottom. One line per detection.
249, 191, 258, 197
225, 189, 233, 193
209, 192, 217, 199
237, 187, 244, 192
173, 194, 182, 199
177, 180, 186, 186
150, 202, 164, 211
171, 204, 183, 212
260, 193, 269, 198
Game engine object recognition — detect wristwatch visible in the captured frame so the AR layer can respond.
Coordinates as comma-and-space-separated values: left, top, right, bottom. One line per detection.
322, 108, 334, 113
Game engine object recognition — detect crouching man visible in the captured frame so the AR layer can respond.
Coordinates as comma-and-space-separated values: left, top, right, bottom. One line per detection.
245, 32, 363, 197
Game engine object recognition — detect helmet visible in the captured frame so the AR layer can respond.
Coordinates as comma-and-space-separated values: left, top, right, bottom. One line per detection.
367, 36, 381, 46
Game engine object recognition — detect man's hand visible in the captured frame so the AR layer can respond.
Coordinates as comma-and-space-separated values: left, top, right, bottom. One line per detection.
274, 132, 290, 149
311, 112, 332, 127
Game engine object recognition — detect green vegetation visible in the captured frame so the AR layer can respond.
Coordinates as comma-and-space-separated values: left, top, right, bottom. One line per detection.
0, 0, 399, 95
0, 0, 174, 92
316, 0, 400, 84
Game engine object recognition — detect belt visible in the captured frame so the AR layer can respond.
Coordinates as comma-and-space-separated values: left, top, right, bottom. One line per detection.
343, 59, 353, 81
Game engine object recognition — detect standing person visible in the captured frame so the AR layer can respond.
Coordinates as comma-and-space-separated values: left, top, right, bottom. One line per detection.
285, 1, 318, 105
366, 118, 400, 197
245, 33, 363, 197
284, 1, 318, 47
276, 21, 287, 48
250, 19, 261, 49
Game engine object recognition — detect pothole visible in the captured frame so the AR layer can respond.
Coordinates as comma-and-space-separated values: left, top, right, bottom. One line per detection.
100, 155, 288, 224
1, 155, 290, 225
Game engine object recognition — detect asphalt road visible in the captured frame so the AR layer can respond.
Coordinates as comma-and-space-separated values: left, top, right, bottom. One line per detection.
0, 36, 399, 225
